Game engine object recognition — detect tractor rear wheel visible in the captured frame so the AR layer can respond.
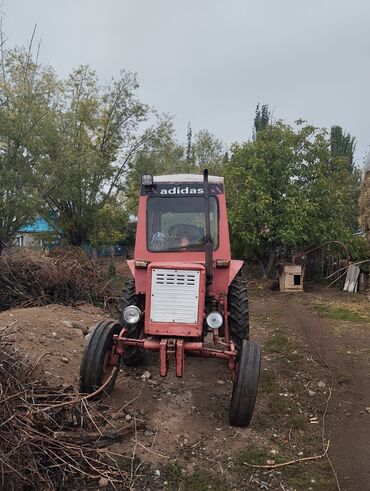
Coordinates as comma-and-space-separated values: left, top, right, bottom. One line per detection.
79, 320, 121, 395
229, 339, 261, 427
228, 274, 249, 349
119, 278, 145, 367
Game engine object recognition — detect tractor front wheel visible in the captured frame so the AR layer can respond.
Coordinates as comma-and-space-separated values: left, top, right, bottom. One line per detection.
229, 339, 261, 427
79, 320, 121, 395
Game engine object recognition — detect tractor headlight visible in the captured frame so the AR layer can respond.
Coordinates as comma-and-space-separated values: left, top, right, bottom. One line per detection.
123, 305, 141, 325
206, 312, 223, 329
141, 174, 153, 186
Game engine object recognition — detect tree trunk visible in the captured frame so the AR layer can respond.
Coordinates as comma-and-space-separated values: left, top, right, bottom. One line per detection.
260, 250, 276, 279
65, 230, 86, 247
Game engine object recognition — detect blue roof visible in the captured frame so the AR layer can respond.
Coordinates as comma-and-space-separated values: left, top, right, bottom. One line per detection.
19, 218, 53, 233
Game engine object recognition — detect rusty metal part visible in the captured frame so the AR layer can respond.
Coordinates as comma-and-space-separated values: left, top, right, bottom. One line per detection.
115, 327, 237, 378
176, 339, 184, 377
160, 339, 168, 376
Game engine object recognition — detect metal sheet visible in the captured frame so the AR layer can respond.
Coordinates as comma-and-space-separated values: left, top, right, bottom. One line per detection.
150, 268, 200, 323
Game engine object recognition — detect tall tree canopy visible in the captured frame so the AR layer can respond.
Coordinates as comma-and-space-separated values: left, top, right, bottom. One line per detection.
38, 66, 170, 246
0, 38, 365, 270
0, 47, 58, 252
359, 159, 370, 242
123, 121, 186, 213
330, 125, 356, 172
226, 121, 361, 277
253, 103, 270, 137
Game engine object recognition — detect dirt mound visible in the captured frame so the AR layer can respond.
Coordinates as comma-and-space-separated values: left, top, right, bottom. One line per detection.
0, 304, 109, 385
0, 316, 139, 490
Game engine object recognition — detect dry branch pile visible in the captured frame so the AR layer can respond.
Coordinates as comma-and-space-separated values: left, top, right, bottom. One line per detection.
0, 248, 114, 310
0, 325, 135, 489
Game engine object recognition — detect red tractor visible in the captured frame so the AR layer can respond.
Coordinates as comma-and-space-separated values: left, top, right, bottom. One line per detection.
80, 171, 261, 426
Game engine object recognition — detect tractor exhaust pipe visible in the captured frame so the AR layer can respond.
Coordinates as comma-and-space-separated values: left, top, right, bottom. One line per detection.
203, 169, 213, 289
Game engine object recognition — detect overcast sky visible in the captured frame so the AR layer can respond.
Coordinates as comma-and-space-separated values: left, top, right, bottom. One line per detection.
3, 0, 370, 165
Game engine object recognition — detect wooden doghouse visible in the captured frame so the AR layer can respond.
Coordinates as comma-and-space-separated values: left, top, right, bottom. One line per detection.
279, 264, 304, 292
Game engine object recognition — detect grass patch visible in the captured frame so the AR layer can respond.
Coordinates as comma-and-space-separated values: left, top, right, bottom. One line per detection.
267, 394, 296, 414
288, 381, 305, 395
255, 393, 301, 430
234, 446, 334, 490
258, 329, 306, 429
264, 330, 302, 375
314, 303, 370, 323
234, 444, 272, 467
287, 412, 307, 430
165, 463, 229, 491
264, 331, 291, 354
260, 370, 279, 394
283, 460, 335, 490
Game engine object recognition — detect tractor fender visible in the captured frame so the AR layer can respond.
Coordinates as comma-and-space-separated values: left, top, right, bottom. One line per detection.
228, 260, 244, 286
127, 259, 135, 278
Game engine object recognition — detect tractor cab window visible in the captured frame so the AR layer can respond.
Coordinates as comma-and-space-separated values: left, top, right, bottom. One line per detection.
147, 196, 219, 252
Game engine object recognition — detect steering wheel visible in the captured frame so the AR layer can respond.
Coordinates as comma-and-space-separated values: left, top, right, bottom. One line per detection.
168, 224, 203, 241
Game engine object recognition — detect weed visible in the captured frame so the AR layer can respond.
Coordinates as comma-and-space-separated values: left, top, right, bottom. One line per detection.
283, 460, 335, 490
264, 331, 291, 354
165, 463, 229, 491
235, 446, 334, 490
234, 444, 271, 467
314, 303, 370, 323
255, 393, 299, 429
264, 329, 302, 377
287, 413, 307, 430
260, 370, 279, 394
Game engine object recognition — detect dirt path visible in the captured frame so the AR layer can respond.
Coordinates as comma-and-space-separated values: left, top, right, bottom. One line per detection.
278, 293, 370, 491
1, 288, 369, 490
251, 290, 370, 491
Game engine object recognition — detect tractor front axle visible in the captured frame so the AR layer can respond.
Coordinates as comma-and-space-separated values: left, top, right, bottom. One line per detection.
114, 329, 236, 378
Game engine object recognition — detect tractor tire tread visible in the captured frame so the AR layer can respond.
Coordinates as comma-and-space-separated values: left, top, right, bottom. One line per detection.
119, 278, 145, 367
79, 320, 121, 395
228, 275, 249, 348
229, 339, 261, 426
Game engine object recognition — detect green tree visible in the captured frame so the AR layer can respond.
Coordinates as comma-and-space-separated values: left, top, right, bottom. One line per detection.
226, 121, 361, 277
359, 168, 370, 243
186, 122, 193, 165
253, 103, 270, 138
227, 122, 313, 276
330, 125, 356, 171
89, 200, 134, 249
39, 65, 169, 246
123, 120, 185, 213
303, 129, 361, 245
190, 129, 225, 173
0, 46, 58, 253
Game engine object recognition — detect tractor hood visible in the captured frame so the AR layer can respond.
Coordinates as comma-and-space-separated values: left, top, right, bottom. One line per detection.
127, 258, 244, 299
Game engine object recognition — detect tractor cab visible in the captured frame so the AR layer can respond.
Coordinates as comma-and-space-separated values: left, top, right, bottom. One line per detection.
80, 171, 261, 427
127, 174, 243, 330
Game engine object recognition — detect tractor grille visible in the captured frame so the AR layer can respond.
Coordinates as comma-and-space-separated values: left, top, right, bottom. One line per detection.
150, 269, 200, 323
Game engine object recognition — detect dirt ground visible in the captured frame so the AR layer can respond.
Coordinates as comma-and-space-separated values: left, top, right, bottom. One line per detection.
1, 285, 369, 490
